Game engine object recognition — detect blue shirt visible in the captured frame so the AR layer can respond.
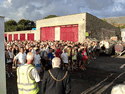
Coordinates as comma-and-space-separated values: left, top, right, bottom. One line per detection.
47, 53, 54, 65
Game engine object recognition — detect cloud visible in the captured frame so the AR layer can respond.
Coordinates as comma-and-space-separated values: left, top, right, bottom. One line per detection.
1, 0, 125, 22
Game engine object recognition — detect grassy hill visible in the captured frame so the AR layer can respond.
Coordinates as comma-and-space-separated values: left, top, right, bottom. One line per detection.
101, 16, 125, 29
102, 16, 125, 24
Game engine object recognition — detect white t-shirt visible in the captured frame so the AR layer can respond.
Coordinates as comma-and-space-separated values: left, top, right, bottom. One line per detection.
92, 46, 95, 51
31, 68, 40, 82
14, 52, 27, 65
84, 52, 87, 56
46, 47, 49, 53
7, 51, 14, 63
40, 48, 44, 57
96, 44, 100, 49
61, 53, 68, 63
24, 64, 40, 82
34, 54, 41, 65
31, 49, 36, 55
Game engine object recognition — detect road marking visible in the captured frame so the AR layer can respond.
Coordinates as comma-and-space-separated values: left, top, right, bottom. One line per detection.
96, 71, 125, 94
90, 83, 107, 94
81, 74, 113, 94
120, 64, 125, 69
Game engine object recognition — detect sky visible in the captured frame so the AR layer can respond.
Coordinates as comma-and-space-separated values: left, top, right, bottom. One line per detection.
0, 0, 125, 22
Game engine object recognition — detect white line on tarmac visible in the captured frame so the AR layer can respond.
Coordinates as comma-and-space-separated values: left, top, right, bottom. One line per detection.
120, 64, 125, 69
96, 71, 125, 94
81, 74, 113, 94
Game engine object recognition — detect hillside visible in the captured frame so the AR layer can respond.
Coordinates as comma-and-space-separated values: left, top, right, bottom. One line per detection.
102, 16, 125, 25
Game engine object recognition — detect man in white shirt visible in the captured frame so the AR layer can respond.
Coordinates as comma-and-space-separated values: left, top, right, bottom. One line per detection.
13, 47, 27, 67
61, 49, 69, 70
45, 45, 49, 54
34, 49, 44, 74
31, 46, 36, 55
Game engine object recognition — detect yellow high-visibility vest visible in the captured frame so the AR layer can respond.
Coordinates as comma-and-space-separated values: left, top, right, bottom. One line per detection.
72, 50, 77, 60
68, 49, 71, 56
17, 64, 39, 94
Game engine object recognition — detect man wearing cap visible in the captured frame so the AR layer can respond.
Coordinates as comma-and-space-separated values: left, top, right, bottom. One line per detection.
42, 57, 71, 94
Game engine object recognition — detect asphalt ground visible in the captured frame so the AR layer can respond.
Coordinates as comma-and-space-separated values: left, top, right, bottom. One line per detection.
6, 55, 125, 94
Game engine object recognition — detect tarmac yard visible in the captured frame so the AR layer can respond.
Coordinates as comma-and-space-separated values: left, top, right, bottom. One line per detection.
6, 55, 125, 94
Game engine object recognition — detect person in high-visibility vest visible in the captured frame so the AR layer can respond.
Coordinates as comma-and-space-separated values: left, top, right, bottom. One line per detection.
17, 52, 40, 94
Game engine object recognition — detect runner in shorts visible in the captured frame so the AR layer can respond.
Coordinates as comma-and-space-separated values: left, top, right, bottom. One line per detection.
34, 49, 44, 74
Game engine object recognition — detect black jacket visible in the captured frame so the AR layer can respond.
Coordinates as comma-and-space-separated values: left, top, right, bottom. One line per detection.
42, 68, 71, 94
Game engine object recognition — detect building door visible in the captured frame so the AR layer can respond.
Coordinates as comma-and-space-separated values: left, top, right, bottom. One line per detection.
14, 34, 18, 40
41, 27, 55, 41
60, 25, 78, 42
67, 32, 74, 42
9, 34, 12, 41
20, 34, 25, 41
62, 32, 67, 42
27, 33, 34, 41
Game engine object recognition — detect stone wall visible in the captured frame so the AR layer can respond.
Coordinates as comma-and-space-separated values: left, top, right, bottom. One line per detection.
86, 13, 120, 40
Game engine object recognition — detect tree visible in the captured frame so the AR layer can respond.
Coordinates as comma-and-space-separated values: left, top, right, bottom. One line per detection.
16, 25, 24, 31
5, 19, 17, 26
17, 19, 36, 30
43, 15, 57, 19
5, 19, 36, 32
5, 20, 17, 32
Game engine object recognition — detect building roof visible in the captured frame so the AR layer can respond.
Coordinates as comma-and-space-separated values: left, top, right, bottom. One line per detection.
36, 12, 87, 21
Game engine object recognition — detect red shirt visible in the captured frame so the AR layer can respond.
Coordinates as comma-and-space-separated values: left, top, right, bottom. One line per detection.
56, 48, 62, 58
82, 50, 88, 60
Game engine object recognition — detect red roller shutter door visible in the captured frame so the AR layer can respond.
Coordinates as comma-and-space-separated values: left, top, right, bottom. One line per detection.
41, 27, 55, 41
20, 34, 25, 41
60, 25, 78, 42
27, 33, 34, 41
9, 34, 12, 41
14, 34, 18, 40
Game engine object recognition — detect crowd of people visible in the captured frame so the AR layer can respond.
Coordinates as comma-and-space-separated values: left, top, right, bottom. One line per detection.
5, 39, 101, 77
4, 39, 106, 94
5, 39, 125, 94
